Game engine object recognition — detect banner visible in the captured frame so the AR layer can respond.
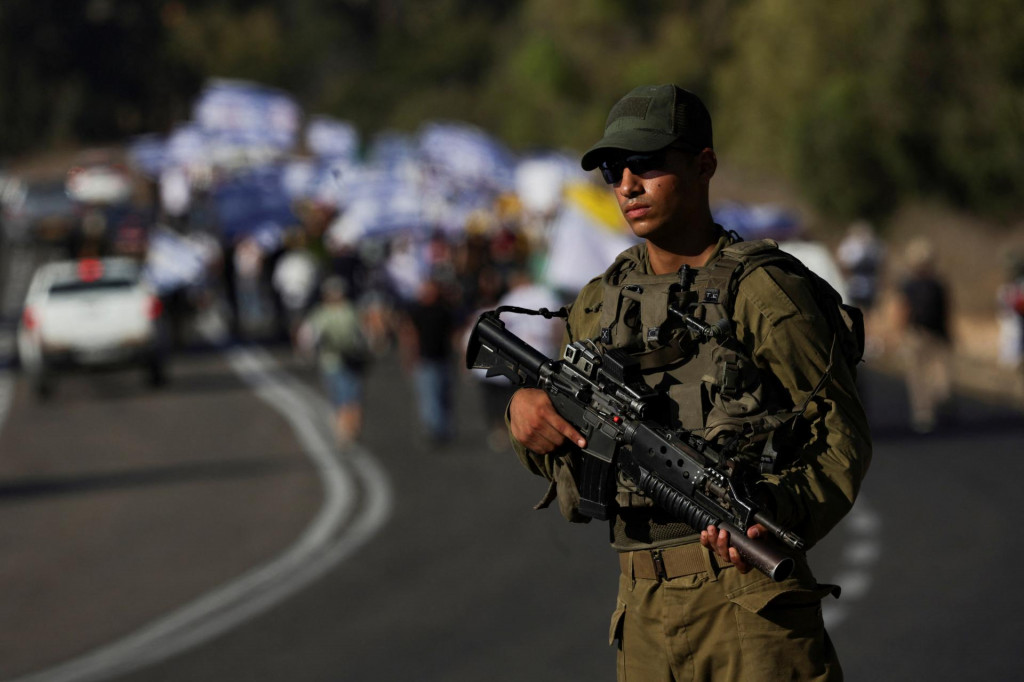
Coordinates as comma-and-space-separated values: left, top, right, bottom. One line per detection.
713, 201, 800, 241
212, 166, 297, 241
193, 79, 301, 152
127, 134, 169, 178
144, 227, 210, 294
306, 116, 360, 161
418, 121, 516, 193
514, 152, 587, 216
542, 182, 639, 294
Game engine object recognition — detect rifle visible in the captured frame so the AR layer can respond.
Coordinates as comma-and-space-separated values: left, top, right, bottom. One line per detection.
466, 308, 804, 582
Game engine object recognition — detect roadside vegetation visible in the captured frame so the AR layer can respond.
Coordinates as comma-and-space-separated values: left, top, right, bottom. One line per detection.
1, 0, 1021, 228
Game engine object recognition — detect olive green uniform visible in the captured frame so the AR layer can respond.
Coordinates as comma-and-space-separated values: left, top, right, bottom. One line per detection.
511, 231, 871, 681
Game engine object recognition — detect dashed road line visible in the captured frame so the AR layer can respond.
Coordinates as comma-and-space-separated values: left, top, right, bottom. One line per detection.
823, 498, 881, 629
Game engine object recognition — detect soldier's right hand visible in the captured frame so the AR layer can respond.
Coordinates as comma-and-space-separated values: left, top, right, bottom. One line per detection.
509, 388, 587, 455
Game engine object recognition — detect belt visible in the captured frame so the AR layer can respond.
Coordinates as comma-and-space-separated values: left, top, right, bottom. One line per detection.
619, 543, 732, 581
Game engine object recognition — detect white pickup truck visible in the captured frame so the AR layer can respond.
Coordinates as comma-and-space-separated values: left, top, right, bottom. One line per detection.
17, 257, 168, 398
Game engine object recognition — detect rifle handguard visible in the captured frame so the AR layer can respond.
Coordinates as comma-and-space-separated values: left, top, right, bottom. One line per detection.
633, 466, 795, 581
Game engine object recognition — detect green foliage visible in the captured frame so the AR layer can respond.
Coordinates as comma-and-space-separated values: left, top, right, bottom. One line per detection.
715, 0, 1024, 222
1, 0, 1021, 221
791, 78, 903, 221
165, 6, 291, 85
0, 0, 201, 151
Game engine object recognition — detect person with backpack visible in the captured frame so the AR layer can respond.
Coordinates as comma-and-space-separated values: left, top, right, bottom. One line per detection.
506, 85, 872, 681
297, 276, 372, 448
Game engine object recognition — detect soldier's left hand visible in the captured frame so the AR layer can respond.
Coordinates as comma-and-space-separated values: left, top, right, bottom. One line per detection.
700, 523, 768, 574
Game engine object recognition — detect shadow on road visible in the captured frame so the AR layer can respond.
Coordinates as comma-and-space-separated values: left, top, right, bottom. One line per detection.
0, 456, 306, 503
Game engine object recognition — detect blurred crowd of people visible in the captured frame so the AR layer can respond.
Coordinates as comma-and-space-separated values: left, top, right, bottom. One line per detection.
15, 166, 1024, 445
178, 189, 565, 450
4, 78, 1023, 449
7, 144, 1024, 446
0, 149, 573, 449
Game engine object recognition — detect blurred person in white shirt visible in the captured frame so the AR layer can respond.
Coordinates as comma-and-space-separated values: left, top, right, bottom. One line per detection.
469, 267, 565, 451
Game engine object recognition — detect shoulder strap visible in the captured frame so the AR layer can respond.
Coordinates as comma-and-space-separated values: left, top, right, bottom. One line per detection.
714, 237, 866, 373
693, 238, 785, 312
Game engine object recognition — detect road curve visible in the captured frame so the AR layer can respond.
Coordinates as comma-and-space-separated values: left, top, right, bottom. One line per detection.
3, 345, 392, 682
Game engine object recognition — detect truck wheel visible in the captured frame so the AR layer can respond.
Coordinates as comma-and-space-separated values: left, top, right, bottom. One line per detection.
146, 358, 167, 388
34, 371, 54, 400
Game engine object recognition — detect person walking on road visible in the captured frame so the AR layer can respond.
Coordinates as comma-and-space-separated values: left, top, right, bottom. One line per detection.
895, 238, 953, 433
400, 277, 458, 446
837, 220, 885, 314
505, 84, 872, 681
297, 276, 371, 448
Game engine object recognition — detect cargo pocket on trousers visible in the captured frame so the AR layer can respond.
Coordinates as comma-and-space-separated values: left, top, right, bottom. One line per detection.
730, 583, 837, 636
608, 600, 626, 647
727, 583, 841, 679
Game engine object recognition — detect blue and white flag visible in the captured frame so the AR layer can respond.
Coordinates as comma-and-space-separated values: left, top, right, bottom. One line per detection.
281, 159, 349, 207
212, 165, 297, 241
193, 79, 302, 152
418, 121, 517, 193
306, 116, 360, 161
367, 132, 420, 171
713, 202, 800, 241
326, 170, 435, 246
166, 124, 208, 168
144, 226, 209, 294
127, 134, 170, 178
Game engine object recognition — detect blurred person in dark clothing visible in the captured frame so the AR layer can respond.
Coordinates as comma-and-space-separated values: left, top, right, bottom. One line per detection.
454, 213, 496, 299
491, 225, 528, 273
896, 238, 953, 433
400, 278, 458, 445
327, 241, 368, 305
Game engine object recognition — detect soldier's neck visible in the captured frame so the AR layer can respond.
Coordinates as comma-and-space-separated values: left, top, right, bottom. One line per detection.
646, 233, 719, 275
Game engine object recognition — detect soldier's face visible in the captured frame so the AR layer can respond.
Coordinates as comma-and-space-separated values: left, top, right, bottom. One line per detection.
608, 147, 715, 242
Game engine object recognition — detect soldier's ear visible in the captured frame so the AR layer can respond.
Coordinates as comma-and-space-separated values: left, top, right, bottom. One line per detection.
697, 148, 717, 180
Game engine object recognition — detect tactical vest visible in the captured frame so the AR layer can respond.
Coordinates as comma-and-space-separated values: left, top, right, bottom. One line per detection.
593, 238, 856, 517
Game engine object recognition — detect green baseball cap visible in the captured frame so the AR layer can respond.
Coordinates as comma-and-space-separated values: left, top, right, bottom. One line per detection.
581, 84, 713, 170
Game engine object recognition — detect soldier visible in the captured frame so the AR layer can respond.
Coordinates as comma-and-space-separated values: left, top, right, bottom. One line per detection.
507, 85, 871, 680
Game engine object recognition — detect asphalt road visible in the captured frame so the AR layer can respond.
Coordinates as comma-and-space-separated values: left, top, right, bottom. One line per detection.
0, 337, 1022, 682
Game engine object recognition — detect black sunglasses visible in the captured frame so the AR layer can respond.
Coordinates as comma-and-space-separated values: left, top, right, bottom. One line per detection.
598, 149, 669, 184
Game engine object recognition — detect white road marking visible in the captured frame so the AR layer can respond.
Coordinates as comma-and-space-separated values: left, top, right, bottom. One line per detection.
823, 499, 881, 629
0, 339, 881, 660
5, 345, 392, 682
